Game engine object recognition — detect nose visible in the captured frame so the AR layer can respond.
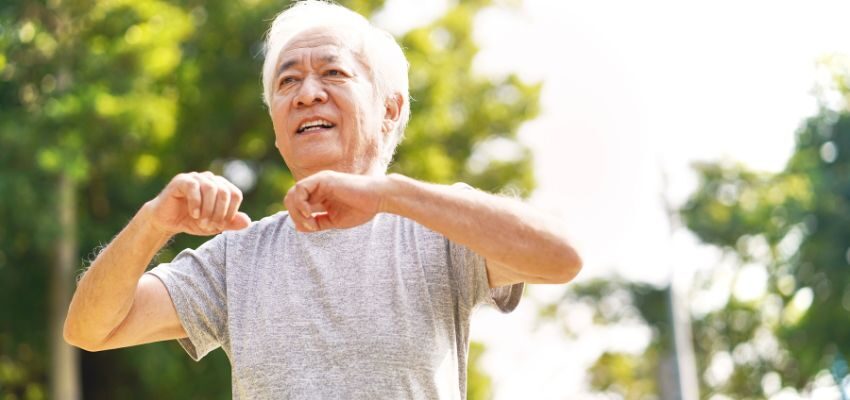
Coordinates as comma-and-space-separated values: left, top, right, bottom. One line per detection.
294, 75, 328, 107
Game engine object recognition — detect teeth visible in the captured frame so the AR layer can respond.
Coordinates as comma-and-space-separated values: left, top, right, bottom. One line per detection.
297, 119, 334, 133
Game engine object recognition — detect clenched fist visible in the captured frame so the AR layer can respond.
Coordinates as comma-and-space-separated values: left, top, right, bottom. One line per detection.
284, 170, 388, 232
145, 171, 252, 236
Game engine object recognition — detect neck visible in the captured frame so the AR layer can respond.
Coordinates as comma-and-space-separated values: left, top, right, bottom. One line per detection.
291, 160, 386, 181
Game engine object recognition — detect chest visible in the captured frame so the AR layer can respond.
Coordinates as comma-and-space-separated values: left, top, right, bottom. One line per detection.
223, 229, 459, 374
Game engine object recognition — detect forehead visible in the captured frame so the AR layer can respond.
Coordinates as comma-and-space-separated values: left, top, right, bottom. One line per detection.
278, 26, 362, 65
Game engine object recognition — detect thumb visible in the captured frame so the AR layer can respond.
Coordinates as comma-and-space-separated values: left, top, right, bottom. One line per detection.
224, 212, 252, 231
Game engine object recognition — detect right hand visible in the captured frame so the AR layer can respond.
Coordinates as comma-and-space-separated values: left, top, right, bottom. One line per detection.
144, 171, 252, 236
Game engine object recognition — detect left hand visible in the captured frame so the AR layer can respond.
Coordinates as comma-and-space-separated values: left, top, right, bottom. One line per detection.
283, 171, 388, 232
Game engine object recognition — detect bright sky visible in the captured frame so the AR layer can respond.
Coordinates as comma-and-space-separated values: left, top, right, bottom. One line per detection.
375, 0, 850, 398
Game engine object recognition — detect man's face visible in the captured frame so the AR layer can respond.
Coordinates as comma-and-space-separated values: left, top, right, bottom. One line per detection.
269, 27, 387, 179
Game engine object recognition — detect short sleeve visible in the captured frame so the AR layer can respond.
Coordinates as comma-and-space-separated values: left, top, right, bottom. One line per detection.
146, 233, 228, 361
448, 240, 523, 313
447, 182, 523, 313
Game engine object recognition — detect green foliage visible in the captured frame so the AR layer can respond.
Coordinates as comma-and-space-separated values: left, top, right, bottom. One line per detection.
679, 57, 850, 395
467, 341, 493, 400
555, 278, 667, 399
568, 57, 850, 398
0, 0, 539, 398
682, 162, 812, 248
589, 351, 659, 400
393, 5, 539, 194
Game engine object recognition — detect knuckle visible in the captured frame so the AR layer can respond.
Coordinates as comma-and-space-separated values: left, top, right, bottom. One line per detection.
199, 180, 215, 192
171, 174, 190, 187
188, 182, 201, 195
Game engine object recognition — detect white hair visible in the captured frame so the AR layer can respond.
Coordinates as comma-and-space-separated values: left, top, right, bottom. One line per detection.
261, 0, 411, 168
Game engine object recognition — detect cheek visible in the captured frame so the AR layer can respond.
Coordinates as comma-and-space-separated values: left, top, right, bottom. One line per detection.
270, 119, 289, 151
270, 105, 289, 134
351, 105, 378, 143
270, 119, 282, 142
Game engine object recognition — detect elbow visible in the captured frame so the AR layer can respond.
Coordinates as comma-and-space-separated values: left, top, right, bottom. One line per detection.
62, 314, 77, 347
62, 323, 88, 351
63, 318, 105, 352
64, 333, 105, 353
552, 246, 582, 284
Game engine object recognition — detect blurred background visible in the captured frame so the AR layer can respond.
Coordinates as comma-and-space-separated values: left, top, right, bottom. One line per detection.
2, 0, 850, 399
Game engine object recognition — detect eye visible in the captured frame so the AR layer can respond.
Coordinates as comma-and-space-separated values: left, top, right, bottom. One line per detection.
325, 69, 343, 77
279, 76, 297, 87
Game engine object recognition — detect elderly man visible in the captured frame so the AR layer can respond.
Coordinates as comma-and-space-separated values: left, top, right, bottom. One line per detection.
64, 1, 581, 398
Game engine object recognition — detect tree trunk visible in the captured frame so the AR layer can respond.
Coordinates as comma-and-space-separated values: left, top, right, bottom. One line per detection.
670, 277, 699, 400
49, 171, 80, 400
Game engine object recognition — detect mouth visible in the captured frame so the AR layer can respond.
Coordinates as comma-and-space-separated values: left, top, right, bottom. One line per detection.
296, 118, 336, 135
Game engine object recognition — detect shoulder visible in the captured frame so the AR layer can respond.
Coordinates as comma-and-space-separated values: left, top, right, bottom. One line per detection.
223, 211, 293, 244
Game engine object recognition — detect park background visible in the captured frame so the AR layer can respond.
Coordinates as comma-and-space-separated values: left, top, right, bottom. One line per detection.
3, 0, 850, 398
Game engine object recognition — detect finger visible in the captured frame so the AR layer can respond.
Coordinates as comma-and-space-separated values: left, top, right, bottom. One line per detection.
299, 172, 336, 216
221, 179, 243, 225
306, 199, 328, 216
293, 183, 313, 219
175, 174, 202, 219
197, 175, 218, 229
293, 183, 319, 231
210, 177, 231, 228
224, 211, 252, 231
313, 213, 334, 231
283, 186, 305, 228
304, 216, 318, 232
284, 186, 316, 232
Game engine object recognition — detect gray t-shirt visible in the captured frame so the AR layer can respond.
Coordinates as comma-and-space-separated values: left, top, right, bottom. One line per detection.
148, 212, 523, 399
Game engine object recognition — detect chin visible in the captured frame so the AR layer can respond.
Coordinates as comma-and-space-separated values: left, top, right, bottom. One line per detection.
291, 153, 344, 171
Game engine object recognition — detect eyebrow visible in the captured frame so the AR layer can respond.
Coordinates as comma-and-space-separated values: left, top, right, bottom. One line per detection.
275, 54, 340, 79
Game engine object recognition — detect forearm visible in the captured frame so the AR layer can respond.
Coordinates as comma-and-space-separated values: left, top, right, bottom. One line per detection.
64, 202, 173, 347
381, 174, 581, 283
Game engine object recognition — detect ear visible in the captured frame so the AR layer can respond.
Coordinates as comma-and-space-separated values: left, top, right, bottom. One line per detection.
381, 94, 403, 135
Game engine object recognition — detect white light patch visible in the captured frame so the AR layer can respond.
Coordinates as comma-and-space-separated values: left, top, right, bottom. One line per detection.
783, 287, 814, 326
733, 263, 768, 302
761, 371, 782, 396
705, 351, 734, 388
466, 137, 526, 174
223, 159, 257, 192
371, 0, 449, 36
820, 141, 838, 163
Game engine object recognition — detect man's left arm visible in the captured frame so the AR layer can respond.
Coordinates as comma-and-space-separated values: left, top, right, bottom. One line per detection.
381, 174, 581, 287
284, 172, 582, 288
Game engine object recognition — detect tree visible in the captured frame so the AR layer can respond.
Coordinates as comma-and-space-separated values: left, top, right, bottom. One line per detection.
0, 0, 539, 398
561, 57, 850, 399
2, 1, 194, 399
545, 277, 670, 399
677, 55, 850, 397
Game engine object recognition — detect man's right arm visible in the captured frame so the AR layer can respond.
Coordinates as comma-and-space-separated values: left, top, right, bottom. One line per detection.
63, 172, 250, 352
